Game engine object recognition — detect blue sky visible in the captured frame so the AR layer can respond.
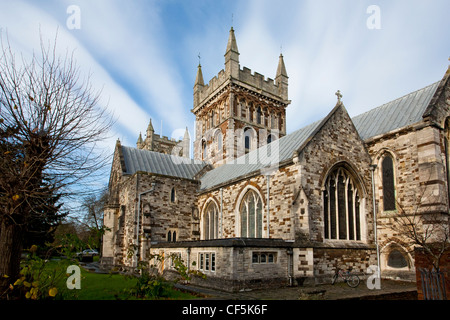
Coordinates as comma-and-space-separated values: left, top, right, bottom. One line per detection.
1, 0, 449, 156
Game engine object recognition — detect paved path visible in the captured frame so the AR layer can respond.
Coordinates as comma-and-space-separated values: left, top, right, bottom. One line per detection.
175, 279, 418, 300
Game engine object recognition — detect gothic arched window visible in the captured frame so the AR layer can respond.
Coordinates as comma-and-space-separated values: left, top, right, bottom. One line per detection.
210, 110, 215, 128
244, 128, 254, 154
323, 166, 361, 240
387, 249, 408, 269
267, 134, 276, 144
203, 201, 219, 240
170, 187, 176, 203
202, 140, 207, 160
382, 155, 396, 211
214, 130, 222, 154
239, 190, 263, 238
256, 106, 262, 124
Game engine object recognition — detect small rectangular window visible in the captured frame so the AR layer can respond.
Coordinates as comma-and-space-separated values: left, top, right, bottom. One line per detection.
211, 253, 215, 272
260, 254, 267, 263
205, 253, 210, 271
252, 252, 277, 264
199, 253, 204, 271
199, 252, 216, 272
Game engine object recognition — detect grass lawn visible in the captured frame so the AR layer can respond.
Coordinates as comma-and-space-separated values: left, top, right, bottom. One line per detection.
59, 263, 200, 300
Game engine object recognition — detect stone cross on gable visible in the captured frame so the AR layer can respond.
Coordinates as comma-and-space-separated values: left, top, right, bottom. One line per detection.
335, 90, 343, 103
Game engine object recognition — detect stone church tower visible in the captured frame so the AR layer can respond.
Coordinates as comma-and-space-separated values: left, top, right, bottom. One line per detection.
192, 27, 290, 166
136, 118, 190, 158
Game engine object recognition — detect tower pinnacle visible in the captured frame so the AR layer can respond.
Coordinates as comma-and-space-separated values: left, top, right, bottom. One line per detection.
275, 53, 288, 100
224, 27, 240, 78
195, 63, 204, 87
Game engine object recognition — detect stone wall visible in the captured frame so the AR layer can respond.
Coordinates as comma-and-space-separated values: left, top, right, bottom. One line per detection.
313, 247, 377, 284
150, 239, 292, 292
102, 167, 200, 269
149, 240, 377, 291
366, 121, 449, 277
197, 163, 301, 241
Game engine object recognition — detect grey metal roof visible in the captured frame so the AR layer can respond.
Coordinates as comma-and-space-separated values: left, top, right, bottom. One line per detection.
352, 82, 439, 140
121, 146, 206, 180
199, 120, 322, 190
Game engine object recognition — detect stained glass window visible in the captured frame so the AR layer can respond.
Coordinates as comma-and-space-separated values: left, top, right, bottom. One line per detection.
240, 190, 263, 238
323, 167, 362, 241
382, 156, 396, 211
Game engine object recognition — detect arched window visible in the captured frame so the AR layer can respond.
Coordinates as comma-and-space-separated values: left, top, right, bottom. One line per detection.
202, 140, 207, 160
256, 106, 262, 124
387, 249, 408, 269
170, 187, 176, 203
244, 128, 255, 154
323, 166, 362, 240
167, 231, 172, 242
239, 190, 263, 238
382, 155, 396, 211
214, 130, 222, 153
210, 110, 215, 128
267, 134, 276, 144
278, 113, 283, 132
203, 201, 219, 240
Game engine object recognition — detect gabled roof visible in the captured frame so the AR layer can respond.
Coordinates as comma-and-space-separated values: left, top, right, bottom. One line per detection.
352, 81, 440, 140
121, 146, 206, 180
200, 119, 322, 191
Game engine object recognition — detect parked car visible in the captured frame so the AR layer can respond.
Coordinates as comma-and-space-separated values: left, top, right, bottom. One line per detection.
76, 249, 99, 260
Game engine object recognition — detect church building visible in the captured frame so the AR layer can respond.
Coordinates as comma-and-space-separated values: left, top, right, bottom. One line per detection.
101, 28, 450, 292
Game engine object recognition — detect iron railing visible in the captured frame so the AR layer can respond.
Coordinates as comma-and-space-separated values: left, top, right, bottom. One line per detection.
419, 268, 447, 300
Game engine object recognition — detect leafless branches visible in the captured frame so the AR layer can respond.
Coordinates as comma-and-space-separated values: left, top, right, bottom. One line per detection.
0, 31, 114, 221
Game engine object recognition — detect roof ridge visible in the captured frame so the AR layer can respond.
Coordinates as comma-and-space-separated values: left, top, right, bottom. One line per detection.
352, 81, 440, 120
122, 145, 205, 164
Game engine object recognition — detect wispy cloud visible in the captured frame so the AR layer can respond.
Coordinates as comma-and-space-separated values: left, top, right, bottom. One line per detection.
230, 0, 450, 132
1, 0, 449, 146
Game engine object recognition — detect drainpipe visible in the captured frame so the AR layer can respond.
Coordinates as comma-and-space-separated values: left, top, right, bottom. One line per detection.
266, 175, 270, 238
220, 188, 223, 238
135, 181, 157, 268
287, 248, 293, 286
187, 248, 191, 272
370, 164, 381, 283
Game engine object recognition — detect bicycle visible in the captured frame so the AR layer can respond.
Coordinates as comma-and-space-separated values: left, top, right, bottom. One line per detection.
331, 267, 360, 288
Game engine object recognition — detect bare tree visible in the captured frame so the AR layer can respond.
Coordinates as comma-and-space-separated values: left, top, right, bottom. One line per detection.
0, 32, 113, 294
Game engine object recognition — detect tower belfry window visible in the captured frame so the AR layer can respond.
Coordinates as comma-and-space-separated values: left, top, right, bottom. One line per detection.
202, 140, 207, 160
256, 107, 262, 124
244, 128, 253, 153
